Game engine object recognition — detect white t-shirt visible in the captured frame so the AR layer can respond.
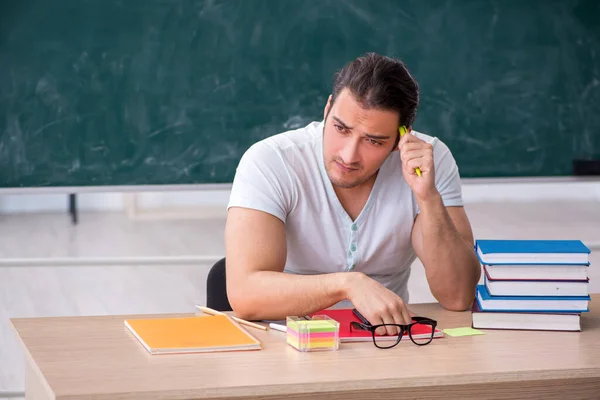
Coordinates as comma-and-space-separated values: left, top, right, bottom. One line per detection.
227, 120, 463, 304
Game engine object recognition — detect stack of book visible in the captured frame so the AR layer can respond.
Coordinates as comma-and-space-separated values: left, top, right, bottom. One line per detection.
472, 239, 591, 331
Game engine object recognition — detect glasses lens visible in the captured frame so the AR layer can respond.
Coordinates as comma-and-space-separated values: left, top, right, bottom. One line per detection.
373, 324, 402, 348
408, 321, 435, 345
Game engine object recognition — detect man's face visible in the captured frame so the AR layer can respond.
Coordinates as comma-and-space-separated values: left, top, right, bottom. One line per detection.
322, 88, 400, 189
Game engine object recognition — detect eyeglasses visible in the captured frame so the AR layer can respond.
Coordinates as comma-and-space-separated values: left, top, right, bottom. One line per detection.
350, 309, 437, 349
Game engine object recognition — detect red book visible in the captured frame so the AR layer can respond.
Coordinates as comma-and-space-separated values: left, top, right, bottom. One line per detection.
308, 308, 443, 343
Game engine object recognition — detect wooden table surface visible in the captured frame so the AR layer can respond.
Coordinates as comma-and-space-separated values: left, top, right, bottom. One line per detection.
11, 294, 600, 400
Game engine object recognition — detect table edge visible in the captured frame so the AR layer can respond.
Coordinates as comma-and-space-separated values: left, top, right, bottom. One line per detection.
53, 367, 600, 399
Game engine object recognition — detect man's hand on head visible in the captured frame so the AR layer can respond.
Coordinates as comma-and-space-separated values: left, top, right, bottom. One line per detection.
397, 131, 439, 203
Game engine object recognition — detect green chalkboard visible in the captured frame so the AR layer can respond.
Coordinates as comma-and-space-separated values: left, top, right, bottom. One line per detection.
1, 0, 599, 188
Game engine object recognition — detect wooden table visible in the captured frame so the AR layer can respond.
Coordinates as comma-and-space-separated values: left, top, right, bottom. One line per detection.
11, 295, 600, 400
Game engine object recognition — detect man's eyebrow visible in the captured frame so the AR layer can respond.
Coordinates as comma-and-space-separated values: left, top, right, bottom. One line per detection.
332, 116, 391, 139
332, 116, 353, 130
365, 133, 392, 140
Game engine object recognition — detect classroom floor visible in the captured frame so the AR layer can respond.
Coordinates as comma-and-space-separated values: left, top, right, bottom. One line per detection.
1, 200, 599, 398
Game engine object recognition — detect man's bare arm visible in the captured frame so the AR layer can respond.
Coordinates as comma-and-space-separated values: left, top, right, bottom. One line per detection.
411, 196, 481, 311
225, 207, 351, 321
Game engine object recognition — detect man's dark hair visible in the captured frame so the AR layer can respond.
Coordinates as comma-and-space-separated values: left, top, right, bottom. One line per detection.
329, 52, 419, 129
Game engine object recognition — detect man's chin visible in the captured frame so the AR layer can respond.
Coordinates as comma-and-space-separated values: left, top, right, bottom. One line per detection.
326, 172, 365, 189
325, 162, 374, 188
331, 179, 359, 189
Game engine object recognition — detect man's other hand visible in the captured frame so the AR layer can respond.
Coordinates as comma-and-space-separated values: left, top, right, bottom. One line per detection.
346, 272, 412, 336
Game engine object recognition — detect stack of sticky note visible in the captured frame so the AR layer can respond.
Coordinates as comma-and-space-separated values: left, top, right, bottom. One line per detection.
286, 315, 339, 352
472, 239, 591, 331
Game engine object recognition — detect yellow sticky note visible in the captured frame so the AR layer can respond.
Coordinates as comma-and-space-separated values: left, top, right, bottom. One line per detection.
443, 327, 485, 337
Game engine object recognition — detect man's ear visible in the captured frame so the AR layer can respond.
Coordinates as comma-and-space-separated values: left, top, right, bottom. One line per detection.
323, 95, 332, 121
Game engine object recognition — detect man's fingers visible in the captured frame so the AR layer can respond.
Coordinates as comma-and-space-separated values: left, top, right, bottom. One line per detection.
398, 142, 422, 154
373, 316, 388, 336
390, 309, 406, 337
363, 310, 385, 336
380, 302, 408, 336
373, 307, 400, 336
398, 139, 428, 155
397, 132, 419, 151
402, 155, 424, 173
400, 305, 412, 326
381, 311, 400, 336
407, 157, 424, 171
375, 327, 387, 336
401, 149, 429, 163
404, 155, 434, 175
399, 141, 432, 161
397, 132, 411, 148
399, 130, 420, 142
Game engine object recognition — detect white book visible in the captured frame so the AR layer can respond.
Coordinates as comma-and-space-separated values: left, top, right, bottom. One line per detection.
472, 301, 581, 332
483, 263, 588, 281
484, 274, 589, 297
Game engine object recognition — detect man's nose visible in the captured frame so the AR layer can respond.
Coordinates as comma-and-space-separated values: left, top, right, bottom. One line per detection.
339, 138, 360, 166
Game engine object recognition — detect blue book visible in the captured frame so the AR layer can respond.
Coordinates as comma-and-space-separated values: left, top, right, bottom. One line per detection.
475, 240, 590, 264
476, 284, 590, 313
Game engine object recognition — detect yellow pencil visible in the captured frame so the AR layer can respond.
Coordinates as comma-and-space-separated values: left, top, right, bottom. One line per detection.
399, 126, 422, 177
196, 305, 268, 331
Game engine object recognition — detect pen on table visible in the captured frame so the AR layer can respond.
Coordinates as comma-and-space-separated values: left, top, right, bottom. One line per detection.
195, 305, 268, 331
399, 126, 422, 177
266, 315, 310, 333
268, 323, 287, 332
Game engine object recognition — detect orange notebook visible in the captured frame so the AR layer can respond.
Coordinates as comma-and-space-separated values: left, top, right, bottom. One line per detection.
124, 314, 262, 354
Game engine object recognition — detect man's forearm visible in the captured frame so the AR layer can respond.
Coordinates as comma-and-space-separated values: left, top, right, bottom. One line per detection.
228, 270, 352, 321
417, 194, 481, 310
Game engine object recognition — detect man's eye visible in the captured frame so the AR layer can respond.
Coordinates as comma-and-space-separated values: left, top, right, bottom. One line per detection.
367, 139, 382, 146
334, 124, 345, 133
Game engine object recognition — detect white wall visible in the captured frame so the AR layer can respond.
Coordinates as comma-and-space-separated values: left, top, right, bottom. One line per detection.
0, 179, 599, 215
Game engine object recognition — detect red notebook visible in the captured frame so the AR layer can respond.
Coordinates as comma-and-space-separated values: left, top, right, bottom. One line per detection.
309, 308, 443, 342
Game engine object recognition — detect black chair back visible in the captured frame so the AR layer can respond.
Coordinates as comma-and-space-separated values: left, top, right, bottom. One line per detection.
206, 257, 233, 311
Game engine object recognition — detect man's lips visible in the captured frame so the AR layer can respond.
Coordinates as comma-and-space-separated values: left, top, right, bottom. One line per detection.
335, 160, 359, 172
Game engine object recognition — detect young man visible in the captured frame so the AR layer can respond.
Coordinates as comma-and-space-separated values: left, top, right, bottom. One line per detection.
225, 53, 480, 335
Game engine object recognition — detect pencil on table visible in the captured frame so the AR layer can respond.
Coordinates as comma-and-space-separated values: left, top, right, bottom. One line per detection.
196, 305, 268, 331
